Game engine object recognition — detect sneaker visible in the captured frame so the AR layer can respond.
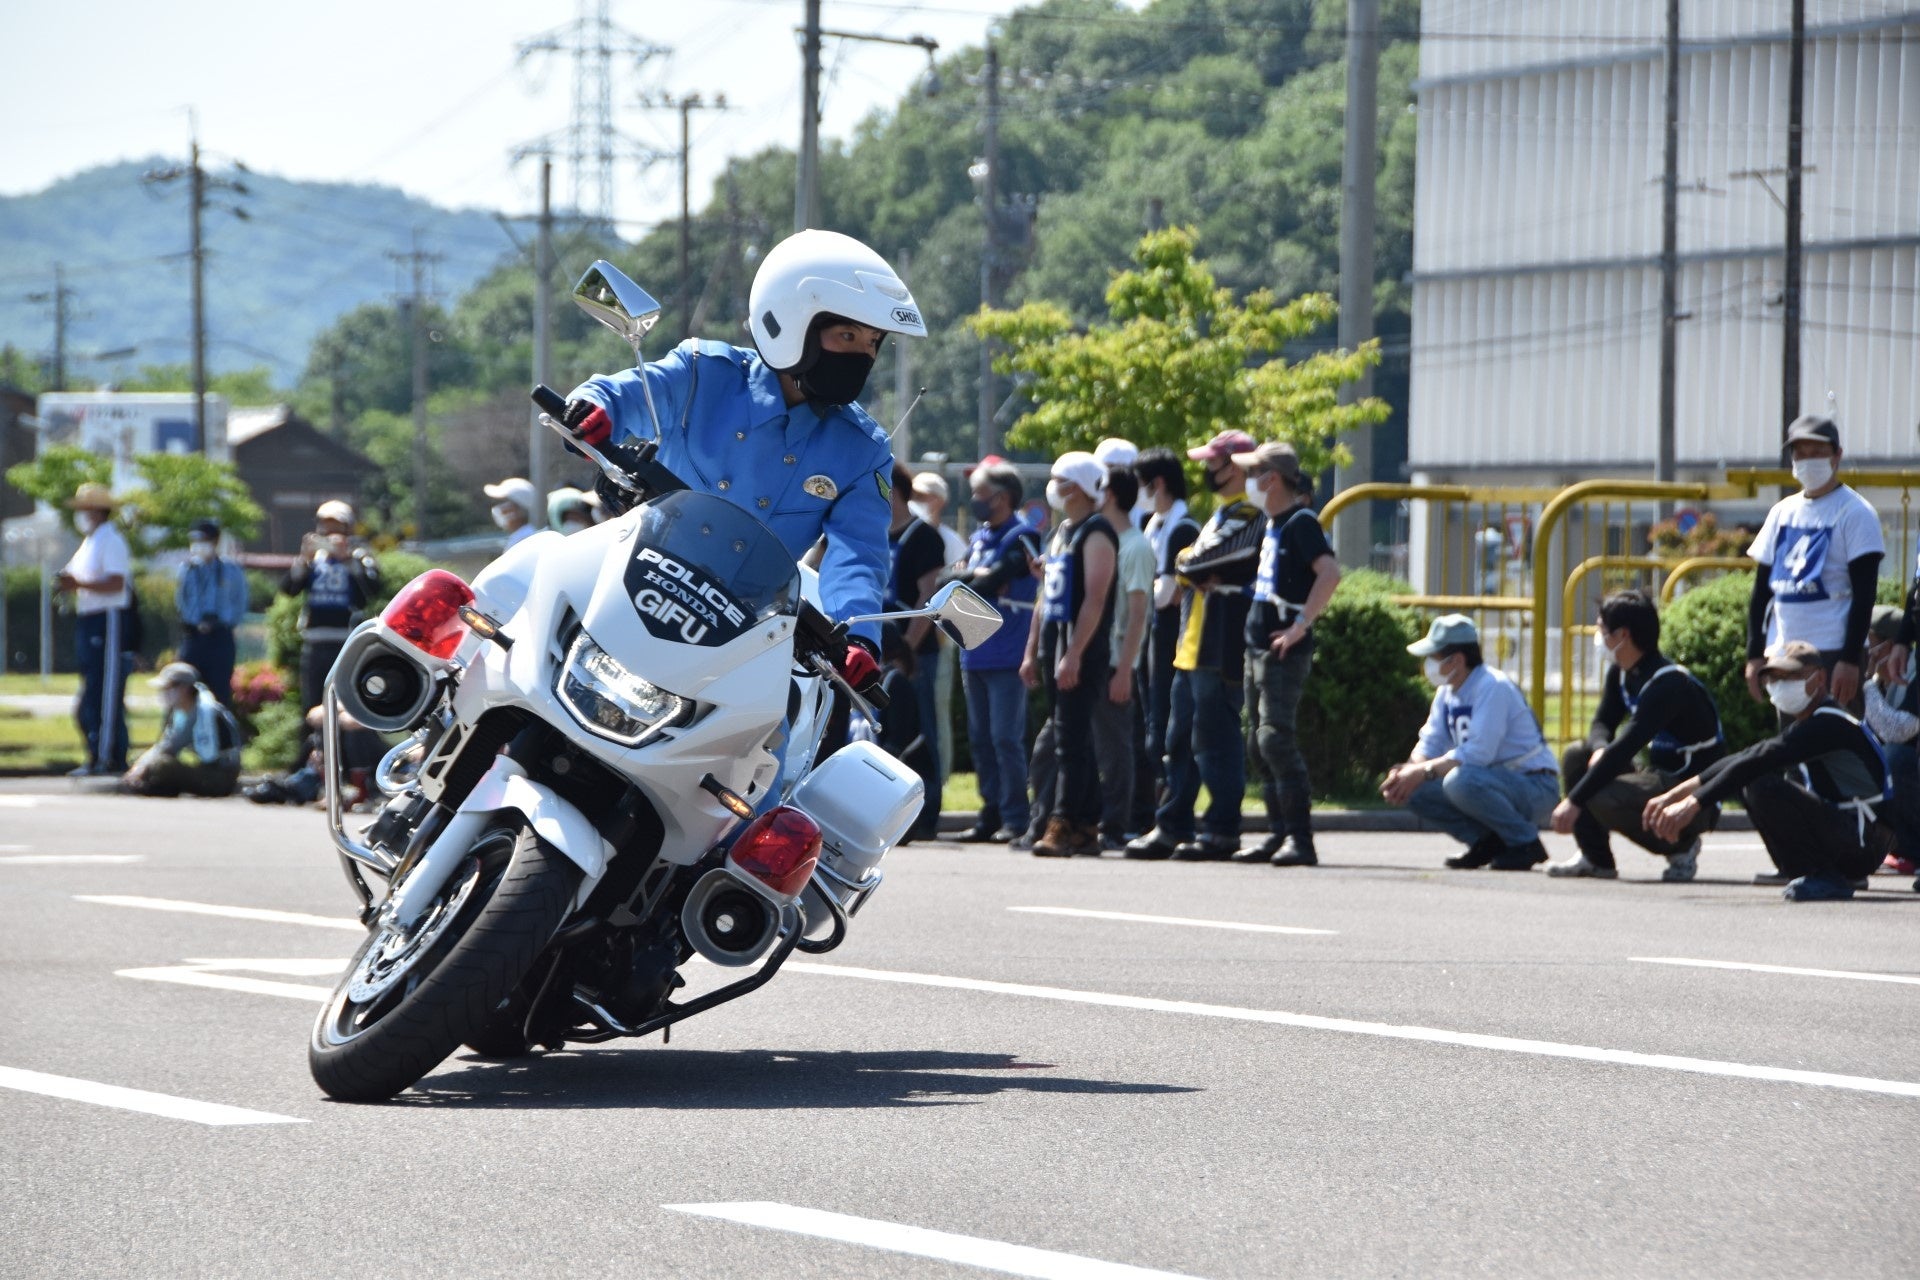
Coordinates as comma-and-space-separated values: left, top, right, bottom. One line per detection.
1488, 839, 1549, 871
1752, 871, 1792, 886
1662, 841, 1700, 883
1172, 834, 1241, 861
1782, 874, 1854, 902
1877, 854, 1914, 875
1548, 854, 1617, 879
1269, 837, 1319, 867
1444, 835, 1501, 870
1123, 828, 1182, 861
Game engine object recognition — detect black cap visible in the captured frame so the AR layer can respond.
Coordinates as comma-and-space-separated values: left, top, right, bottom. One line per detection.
1783, 414, 1840, 452
188, 517, 220, 539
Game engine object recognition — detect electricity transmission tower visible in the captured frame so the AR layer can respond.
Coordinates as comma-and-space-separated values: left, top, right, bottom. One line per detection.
515, 0, 671, 227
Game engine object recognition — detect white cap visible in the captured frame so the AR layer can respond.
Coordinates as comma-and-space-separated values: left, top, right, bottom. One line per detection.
315, 499, 355, 525
1093, 437, 1138, 466
1050, 451, 1108, 499
911, 471, 949, 502
484, 477, 538, 514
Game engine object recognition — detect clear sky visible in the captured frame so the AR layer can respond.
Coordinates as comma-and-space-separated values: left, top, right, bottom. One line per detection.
2, 0, 1027, 226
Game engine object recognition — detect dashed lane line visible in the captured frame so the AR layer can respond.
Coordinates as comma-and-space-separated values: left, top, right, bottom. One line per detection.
0, 1066, 305, 1126
75, 894, 362, 930
118, 966, 333, 1003
1010, 906, 1336, 936
2, 854, 144, 865
665, 1202, 1200, 1280
1632, 957, 1920, 987
785, 962, 1920, 1099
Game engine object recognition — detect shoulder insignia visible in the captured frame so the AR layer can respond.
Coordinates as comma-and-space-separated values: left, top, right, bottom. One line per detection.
875, 471, 890, 502
804, 475, 839, 501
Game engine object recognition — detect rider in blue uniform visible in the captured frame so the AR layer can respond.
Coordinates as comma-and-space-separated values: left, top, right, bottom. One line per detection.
559, 230, 926, 671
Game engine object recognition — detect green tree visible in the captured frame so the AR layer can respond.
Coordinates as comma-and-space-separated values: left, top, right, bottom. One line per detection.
3, 445, 112, 533
970, 227, 1387, 478
123, 452, 264, 549
114, 363, 282, 403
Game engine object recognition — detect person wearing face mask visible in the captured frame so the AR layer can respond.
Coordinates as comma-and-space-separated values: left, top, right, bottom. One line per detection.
53, 483, 136, 777
282, 500, 380, 716
1548, 590, 1725, 881
558, 230, 926, 698
1126, 430, 1264, 862
122, 662, 243, 798
953, 462, 1043, 842
1132, 447, 1201, 835
1231, 441, 1340, 867
1092, 438, 1147, 526
483, 477, 539, 548
1859, 605, 1920, 877
910, 470, 967, 790
1021, 452, 1119, 858
1382, 615, 1559, 870
888, 461, 949, 839
1647, 642, 1892, 901
547, 487, 594, 535
173, 518, 248, 709
1744, 415, 1883, 710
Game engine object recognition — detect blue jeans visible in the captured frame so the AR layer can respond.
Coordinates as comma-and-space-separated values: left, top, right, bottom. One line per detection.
1154, 667, 1246, 840
75, 609, 132, 772
964, 666, 1030, 832
1407, 766, 1558, 848
910, 655, 941, 785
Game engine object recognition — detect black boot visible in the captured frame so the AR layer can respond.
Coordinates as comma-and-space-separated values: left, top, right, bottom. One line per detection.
1230, 832, 1284, 863
1445, 834, 1501, 869
1488, 838, 1549, 871
1270, 835, 1318, 867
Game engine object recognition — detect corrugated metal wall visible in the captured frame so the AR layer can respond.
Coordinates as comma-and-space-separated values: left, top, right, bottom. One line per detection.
1411, 2, 1920, 472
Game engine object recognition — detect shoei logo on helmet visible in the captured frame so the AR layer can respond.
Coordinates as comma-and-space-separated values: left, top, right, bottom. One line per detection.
892, 307, 921, 327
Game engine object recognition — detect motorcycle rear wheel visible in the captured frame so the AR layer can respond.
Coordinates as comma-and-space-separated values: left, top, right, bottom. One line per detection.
308, 818, 579, 1101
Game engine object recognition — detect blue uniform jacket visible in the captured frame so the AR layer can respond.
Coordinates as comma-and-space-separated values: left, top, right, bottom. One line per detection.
574, 339, 893, 646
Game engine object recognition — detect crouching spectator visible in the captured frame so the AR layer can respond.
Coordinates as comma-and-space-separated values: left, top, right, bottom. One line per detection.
1550, 590, 1725, 881
1646, 641, 1890, 901
245, 706, 383, 806
122, 663, 242, 798
1381, 615, 1558, 870
1863, 605, 1920, 874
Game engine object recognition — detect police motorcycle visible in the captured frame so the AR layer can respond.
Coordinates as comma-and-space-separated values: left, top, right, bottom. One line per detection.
308, 262, 1001, 1101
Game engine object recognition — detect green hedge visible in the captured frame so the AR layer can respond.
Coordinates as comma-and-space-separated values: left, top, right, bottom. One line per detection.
1662, 569, 1906, 753
265, 549, 440, 676
1297, 568, 1430, 800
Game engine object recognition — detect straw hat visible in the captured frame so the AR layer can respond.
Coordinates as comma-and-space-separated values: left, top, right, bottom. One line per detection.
66, 483, 122, 511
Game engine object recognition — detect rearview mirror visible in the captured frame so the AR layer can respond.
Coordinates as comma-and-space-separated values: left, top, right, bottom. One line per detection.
923, 582, 1003, 650
573, 261, 662, 353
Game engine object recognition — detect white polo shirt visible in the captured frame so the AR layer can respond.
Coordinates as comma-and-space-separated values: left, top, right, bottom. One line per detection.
64, 521, 132, 614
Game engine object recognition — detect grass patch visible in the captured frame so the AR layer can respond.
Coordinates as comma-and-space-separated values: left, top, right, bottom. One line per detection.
0, 707, 164, 773
0, 673, 82, 697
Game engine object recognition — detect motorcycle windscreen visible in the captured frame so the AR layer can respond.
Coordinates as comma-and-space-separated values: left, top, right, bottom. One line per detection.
622, 490, 801, 647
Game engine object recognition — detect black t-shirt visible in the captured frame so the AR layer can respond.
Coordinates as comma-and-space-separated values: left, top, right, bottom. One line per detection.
1693, 702, 1888, 809
1246, 504, 1332, 646
889, 517, 948, 655
1568, 652, 1725, 803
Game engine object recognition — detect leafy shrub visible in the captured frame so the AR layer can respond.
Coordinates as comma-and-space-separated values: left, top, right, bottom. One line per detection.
231, 661, 288, 719
243, 697, 307, 772
1297, 568, 1430, 799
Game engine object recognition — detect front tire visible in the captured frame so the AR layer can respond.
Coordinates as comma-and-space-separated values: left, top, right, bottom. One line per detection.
309, 819, 580, 1101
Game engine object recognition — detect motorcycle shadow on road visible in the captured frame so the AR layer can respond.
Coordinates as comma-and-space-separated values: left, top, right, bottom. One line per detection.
380, 1048, 1201, 1111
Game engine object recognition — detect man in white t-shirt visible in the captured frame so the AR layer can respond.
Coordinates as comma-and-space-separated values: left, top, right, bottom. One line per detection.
1744, 415, 1884, 707
53, 483, 136, 776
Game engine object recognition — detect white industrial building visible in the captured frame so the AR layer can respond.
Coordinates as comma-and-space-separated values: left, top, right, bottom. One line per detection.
1408, 1, 1920, 480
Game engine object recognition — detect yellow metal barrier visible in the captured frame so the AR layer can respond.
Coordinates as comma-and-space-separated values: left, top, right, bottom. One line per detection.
1658, 556, 1754, 604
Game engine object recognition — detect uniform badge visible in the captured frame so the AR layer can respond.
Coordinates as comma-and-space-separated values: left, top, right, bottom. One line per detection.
804, 475, 839, 501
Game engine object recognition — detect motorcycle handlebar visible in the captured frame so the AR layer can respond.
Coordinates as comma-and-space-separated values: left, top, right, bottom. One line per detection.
530, 383, 690, 501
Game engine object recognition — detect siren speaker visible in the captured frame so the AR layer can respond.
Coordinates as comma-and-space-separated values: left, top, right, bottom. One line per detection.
330, 628, 437, 733
680, 868, 779, 967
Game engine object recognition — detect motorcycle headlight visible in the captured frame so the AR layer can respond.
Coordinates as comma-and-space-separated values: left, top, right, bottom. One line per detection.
555, 632, 690, 747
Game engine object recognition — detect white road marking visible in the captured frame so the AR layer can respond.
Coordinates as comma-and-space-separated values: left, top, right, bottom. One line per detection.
118, 966, 332, 1002
787, 963, 1920, 1099
0, 844, 30, 851
1011, 906, 1336, 936
0, 1065, 304, 1126
75, 894, 362, 931
0, 796, 52, 808
180, 957, 348, 976
1, 854, 144, 865
1633, 957, 1920, 987
665, 1202, 1199, 1280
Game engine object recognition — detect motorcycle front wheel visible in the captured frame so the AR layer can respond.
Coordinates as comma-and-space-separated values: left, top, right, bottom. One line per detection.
308, 818, 580, 1101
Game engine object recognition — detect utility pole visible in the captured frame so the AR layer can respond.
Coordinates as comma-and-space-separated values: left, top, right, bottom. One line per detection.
796, 0, 823, 231
26, 266, 73, 391
1331, 0, 1379, 567
530, 159, 555, 499
1783, 0, 1806, 434
1658, 0, 1680, 483
642, 93, 729, 336
977, 41, 1001, 460
390, 233, 440, 542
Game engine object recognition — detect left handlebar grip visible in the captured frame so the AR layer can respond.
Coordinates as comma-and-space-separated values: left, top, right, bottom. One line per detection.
531, 385, 569, 418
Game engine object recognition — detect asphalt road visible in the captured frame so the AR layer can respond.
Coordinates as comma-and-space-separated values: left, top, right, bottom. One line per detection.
2, 785, 1917, 1278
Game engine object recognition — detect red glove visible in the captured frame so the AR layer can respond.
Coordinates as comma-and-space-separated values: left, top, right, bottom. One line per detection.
563, 398, 613, 447
836, 642, 880, 695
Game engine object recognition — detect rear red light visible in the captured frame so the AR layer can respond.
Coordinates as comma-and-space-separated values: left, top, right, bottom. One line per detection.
380, 570, 475, 660
728, 806, 822, 898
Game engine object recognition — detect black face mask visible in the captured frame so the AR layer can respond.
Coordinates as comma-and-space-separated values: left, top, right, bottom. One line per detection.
1203, 463, 1232, 493
969, 496, 996, 523
797, 349, 875, 406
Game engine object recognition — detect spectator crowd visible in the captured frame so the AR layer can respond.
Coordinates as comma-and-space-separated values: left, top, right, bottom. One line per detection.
37, 411, 1920, 902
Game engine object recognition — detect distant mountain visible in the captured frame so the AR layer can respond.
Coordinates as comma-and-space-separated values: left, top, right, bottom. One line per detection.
0, 161, 517, 387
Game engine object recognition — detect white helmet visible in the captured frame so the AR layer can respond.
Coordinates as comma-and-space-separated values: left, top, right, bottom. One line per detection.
747, 229, 927, 372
